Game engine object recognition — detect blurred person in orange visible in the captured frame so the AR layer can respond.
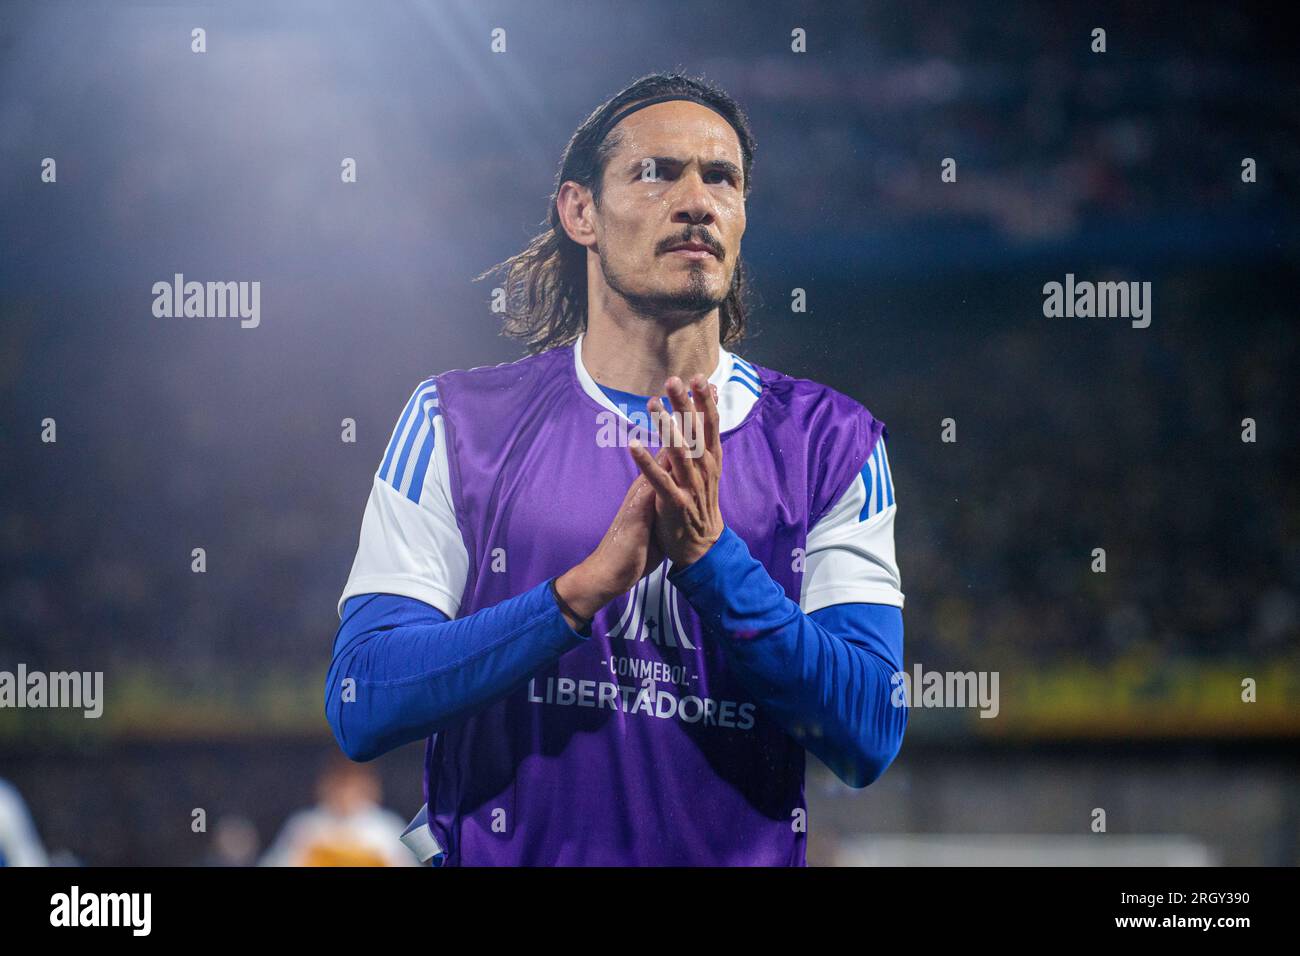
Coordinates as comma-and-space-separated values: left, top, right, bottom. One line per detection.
260, 757, 413, 867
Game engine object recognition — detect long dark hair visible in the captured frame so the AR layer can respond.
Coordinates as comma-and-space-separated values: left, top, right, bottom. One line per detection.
476, 71, 758, 354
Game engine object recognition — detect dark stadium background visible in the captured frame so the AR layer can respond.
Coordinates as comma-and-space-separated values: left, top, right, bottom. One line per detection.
1, 0, 1296, 864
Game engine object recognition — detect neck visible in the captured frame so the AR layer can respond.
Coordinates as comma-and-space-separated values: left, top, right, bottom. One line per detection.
581, 307, 721, 397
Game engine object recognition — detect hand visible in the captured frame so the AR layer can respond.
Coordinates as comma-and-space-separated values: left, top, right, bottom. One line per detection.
554, 471, 665, 627
629, 374, 725, 567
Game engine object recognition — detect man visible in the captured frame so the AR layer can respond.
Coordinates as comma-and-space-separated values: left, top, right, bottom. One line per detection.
259, 757, 413, 867
327, 72, 906, 866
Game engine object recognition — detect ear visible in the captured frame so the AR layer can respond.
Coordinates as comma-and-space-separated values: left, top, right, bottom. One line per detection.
556, 181, 598, 250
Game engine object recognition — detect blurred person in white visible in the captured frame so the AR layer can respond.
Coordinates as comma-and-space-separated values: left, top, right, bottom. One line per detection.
260, 756, 413, 866
201, 814, 261, 867
0, 778, 48, 866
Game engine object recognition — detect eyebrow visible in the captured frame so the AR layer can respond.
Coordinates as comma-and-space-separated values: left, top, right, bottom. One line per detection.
627, 156, 743, 182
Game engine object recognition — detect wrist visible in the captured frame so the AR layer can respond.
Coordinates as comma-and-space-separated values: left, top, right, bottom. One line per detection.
554, 562, 617, 624
669, 526, 725, 569
549, 578, 592, 633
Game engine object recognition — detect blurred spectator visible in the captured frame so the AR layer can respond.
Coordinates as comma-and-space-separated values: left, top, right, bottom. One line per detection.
259, 757, 413, 867
202, 814, 262, 867
0, 778, 48, 867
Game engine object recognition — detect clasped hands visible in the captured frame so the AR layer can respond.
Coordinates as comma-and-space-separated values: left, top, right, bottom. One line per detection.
554, 373, 725, 627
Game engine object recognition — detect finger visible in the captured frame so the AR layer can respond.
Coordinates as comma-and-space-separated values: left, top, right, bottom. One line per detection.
647, 392, 672, 441
629, 439, 682, 504
647, 396, 687, 476
651, 398, 702, 491
647, 395, 669, 446
690, 373, 721, 457
683, 376, 711, 463
654, 445, 674, 476
664, 376, 691, 415
664, 377, 706, 464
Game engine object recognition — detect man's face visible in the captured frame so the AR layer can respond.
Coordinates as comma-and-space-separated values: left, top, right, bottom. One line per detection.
590, 100, 746, 319
319, 769, 380, 817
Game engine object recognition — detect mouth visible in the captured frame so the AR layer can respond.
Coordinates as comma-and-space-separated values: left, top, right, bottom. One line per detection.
665, 241, 719, 260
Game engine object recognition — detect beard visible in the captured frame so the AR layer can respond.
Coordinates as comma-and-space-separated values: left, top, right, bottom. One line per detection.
600, 253, 729, 322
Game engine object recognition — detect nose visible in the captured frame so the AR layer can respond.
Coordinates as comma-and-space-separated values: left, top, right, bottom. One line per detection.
669, 170, 715, 227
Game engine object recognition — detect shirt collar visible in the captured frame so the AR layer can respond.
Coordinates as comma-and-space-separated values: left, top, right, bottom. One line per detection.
572, 332, 758, 433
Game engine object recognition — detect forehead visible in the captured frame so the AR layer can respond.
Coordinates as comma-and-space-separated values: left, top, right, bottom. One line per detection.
607, 100, 742, 164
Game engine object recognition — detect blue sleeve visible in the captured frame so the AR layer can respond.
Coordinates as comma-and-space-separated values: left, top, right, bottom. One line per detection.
325, 581, 590, 761
668, 526, 907, 788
